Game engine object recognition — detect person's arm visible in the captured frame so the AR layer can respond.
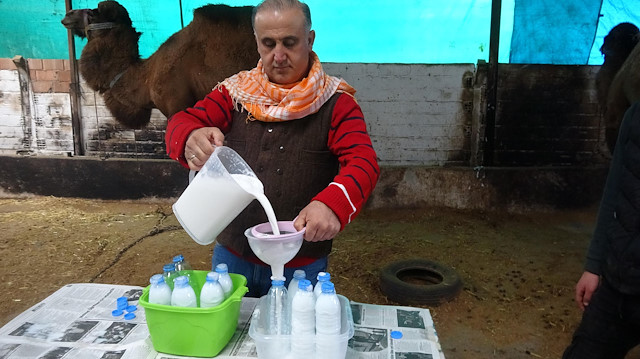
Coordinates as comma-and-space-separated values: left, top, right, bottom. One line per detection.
295, 93, 380, 241
574, 103, 635, 309
165, 86, 234, 169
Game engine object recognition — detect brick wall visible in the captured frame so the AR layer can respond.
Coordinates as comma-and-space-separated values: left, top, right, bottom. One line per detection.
0, 58, 73, 155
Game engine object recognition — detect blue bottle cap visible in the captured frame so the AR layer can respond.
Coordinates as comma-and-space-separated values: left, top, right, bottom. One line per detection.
174, 275, 189, 287
215, 263, 228, 273
163, 263, 175, 272
321, 281, 335, 293
111, 309, 124, 317
150, 274, 164, 285
298, 279, 312, 291
117, 297, 128, 310
124, 312, 136, 320
271, 278, 285, 286
390, 330, 403, 339
206, 272, 220, 282
173, 254, 184, 263
317, 272, 331, 281
126, 305, 137, 312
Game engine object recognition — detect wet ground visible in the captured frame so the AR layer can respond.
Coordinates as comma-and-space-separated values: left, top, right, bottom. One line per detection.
0, 194, 637, 358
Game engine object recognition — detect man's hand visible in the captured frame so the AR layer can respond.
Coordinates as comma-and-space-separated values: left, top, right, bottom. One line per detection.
293, 200, 340, 242
574, 271, 600, 311
185, 127, 225, 171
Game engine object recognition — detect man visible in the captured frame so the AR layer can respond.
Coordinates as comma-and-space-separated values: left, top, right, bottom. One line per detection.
563, 102, 640, 358
165, 0, 379, 297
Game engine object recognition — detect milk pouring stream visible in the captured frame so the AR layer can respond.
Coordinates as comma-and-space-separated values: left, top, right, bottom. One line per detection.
173, 146, 280, 245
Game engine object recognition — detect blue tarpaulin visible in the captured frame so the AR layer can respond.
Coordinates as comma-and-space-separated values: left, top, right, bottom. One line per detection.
0, 0, 638, 64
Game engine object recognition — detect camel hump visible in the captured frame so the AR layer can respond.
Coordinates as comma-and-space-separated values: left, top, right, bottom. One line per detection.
193, 4, 254, 27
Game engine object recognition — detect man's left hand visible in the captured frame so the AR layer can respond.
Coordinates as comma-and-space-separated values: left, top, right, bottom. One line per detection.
293, 200, 340, 242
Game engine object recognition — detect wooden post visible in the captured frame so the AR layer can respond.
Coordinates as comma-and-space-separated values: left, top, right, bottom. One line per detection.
65, 0, 85, 156
484, 0, 502, 166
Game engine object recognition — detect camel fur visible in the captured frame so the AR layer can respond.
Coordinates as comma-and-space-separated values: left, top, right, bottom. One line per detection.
62, 0, 258, 129
595, 22, 640, 152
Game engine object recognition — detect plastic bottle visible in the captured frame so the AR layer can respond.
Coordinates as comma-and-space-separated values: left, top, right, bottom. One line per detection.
287, 269, 306, 302
291, 279, 315, 358
266, 277, 290, 335
173, 254, 193, 280
162, 263, 177, 285
170, 275, 197, 307
148, 274, 172, 305
315, 281, 342, 358
215, 263, 234, 298
313, 272, 331, 300
200, 272, 225, 308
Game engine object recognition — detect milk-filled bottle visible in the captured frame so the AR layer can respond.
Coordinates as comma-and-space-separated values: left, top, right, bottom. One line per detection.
148, 274, 172, 305
200, 272, 225, 308
291, 279, 315, 358
313, 272, 331, 300
315, 282, 342, 358
171, 275, 197, 307
288, 269, 306, 302
215, 263, 234, 298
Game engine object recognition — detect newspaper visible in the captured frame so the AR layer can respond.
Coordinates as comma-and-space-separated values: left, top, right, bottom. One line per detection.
0, 283, 444, 359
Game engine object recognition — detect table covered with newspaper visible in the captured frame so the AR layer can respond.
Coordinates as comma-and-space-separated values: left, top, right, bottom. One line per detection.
0, 283, 445, 359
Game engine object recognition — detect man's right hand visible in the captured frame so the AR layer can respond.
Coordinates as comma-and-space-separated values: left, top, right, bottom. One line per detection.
185, 127, 225, 171
574, 271, 600, 311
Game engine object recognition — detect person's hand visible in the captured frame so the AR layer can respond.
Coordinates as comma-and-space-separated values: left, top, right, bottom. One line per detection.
293, 200, 340, 242
574, 271, 600, 311
184, 127, 225, 171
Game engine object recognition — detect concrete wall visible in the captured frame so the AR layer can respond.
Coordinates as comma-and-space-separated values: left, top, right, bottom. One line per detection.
0, 57, 612, 210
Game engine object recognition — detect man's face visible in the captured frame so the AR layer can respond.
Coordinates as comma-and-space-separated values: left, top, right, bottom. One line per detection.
253, 7, 315, 85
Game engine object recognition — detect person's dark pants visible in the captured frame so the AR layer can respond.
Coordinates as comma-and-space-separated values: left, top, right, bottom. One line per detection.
212, 243, 328, 298
563, 279, 640, 359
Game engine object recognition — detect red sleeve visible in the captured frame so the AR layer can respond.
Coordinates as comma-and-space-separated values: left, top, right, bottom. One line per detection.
312, 93, 380, 229
165, 86, 234, 168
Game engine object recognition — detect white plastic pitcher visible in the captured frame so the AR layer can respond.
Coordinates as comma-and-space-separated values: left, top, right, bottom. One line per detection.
173, 146, 260, 245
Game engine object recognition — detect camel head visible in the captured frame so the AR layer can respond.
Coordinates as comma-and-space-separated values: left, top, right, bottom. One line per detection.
600, 22, 639, 61
62, 1, 133, 39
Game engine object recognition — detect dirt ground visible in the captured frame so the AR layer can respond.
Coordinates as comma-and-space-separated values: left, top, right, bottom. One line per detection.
0, 194, 638, 358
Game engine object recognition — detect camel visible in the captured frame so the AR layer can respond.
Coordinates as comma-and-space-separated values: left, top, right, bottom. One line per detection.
61, 0, 258, 129
595, 22, 640, 152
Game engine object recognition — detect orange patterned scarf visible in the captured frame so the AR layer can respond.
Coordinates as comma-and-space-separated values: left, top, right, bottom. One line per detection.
219, 52, 356, 122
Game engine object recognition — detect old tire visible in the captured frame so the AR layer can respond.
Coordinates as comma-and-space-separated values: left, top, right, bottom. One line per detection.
379, 259, 462, 306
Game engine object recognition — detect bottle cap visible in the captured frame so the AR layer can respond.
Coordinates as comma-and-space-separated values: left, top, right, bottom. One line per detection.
174, 275, 189, 287
321, 281, 335, 293
163, 263, 175, 272
318, 272, 331, 281
124, 312, 136, 320
206, 271, 220, 282
150, 274, 164, 285
298, 279, 312, 291
126, 305, 137, 312
271, 277, 285, 286
215, 263, 228, 273
173, 254, 184, 263
293, 269, 306, 279
111, 309, 124, 317
116, 297, 128, 310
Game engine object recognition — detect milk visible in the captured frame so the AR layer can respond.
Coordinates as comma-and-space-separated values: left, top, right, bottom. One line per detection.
232, 174, 280, 236
173, 172, 279, 245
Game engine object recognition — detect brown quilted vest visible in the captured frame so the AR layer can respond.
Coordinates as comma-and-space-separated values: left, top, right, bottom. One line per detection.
216, 94, 341, 262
